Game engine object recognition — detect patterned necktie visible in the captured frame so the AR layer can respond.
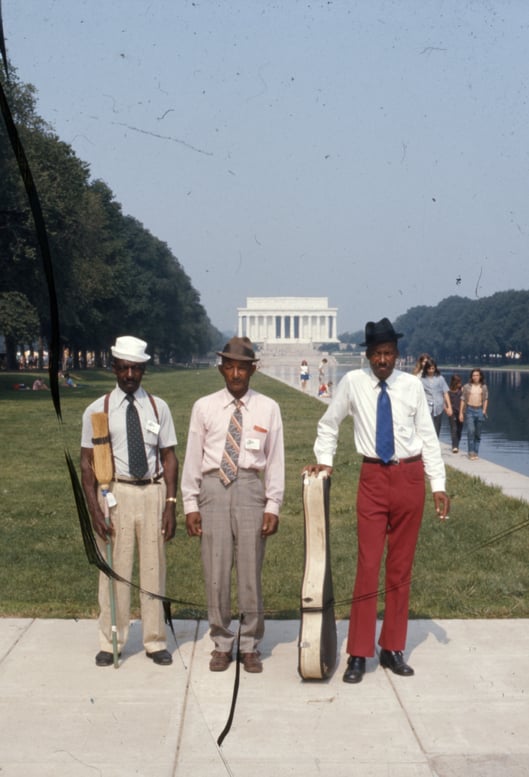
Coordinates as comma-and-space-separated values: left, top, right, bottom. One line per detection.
376, 381, 395, 463
219, 399, 243, 487
126, 394, 148, 478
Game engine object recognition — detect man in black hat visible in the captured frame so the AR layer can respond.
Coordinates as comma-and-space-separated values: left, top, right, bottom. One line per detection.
181, 337, 284, 673
305, 318, 449, 683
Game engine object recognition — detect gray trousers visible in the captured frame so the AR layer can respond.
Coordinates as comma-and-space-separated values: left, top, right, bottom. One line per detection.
199, 470, 266, 654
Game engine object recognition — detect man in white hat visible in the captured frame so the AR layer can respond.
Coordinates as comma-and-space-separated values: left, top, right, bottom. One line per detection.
81, 336, 178, 666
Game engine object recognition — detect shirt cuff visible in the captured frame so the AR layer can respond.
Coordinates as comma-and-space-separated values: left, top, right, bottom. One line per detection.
264, 500, 281, 515
430, 478, 446, 494
182, 498, 199, 514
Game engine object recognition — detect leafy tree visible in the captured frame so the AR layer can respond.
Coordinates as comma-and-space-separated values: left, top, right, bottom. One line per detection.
0, 292, 39, 368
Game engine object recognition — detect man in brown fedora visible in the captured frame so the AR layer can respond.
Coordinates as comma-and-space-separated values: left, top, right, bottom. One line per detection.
305, 318, 450, 683
181, 336, 284, 673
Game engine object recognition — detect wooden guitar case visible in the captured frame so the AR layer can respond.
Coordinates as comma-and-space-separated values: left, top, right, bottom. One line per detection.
298, 471, 337, 680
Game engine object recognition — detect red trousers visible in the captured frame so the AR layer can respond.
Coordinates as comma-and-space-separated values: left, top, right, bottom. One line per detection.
346, 459, 425, 657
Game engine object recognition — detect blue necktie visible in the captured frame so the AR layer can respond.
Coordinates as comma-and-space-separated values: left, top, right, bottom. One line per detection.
376, 381, 395, 463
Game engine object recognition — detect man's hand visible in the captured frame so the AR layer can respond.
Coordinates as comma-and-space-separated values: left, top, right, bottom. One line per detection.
261, 512, 279, 537
433, 491, 450, 520
302, 464, 333, 476
92, 507, 112, 541
161, 504, 176, 542
186, 511, 202, 536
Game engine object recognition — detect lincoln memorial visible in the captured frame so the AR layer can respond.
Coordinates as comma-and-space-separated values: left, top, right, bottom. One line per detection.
237, 296, 338, 345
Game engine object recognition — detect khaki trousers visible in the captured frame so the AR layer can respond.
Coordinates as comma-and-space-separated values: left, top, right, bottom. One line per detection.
96, 480, 167, 653
199, 470, 266, 654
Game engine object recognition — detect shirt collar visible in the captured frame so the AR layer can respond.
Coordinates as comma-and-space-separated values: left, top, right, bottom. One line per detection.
367, 368, 399, 389
115, 385, 147, 405
221, 386, 252, 409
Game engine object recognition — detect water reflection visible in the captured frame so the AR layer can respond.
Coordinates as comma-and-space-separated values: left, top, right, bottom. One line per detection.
262, 363, 529, 477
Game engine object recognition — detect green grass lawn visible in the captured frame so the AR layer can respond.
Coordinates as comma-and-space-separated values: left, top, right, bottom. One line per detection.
1, 366, 528, 620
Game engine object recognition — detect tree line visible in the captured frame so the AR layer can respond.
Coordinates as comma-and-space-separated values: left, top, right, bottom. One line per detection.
338, 290, 529, 365
0, 64, 223, 370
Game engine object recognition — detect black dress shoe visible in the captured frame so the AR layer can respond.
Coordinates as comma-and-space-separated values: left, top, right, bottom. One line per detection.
95, 650, 120, 667
379, 649, 414, 676
342, 655, 366, 684
146, 649, 173, 665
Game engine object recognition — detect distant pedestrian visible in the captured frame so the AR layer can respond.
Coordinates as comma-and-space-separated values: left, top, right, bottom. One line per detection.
448, 374, 463, 453
412, 353, 431, 376
420, 359, 452, 437
459, 369, 488, 460
299, 360, 310, 391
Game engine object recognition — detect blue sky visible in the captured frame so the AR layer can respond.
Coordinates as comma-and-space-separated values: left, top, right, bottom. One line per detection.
4, 0, 529, 333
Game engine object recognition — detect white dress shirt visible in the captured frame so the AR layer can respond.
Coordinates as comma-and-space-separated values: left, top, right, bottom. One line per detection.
81, 385, 177, 478
314, 367, 446, 493
181, 387, 285, 515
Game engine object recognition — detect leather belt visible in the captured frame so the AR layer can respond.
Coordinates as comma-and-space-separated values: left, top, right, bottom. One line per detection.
113, 473, 163, 486
203, 468, 260, 477
362, 454, 422, 466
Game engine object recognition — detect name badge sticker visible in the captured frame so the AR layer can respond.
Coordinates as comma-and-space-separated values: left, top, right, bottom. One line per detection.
146, 419, 160, 435
106, 492, 118, 508
245, 437, 261, 451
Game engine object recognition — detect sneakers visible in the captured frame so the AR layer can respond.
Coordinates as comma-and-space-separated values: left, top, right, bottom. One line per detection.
452, 447, 459, 453
209, 650, 232, 672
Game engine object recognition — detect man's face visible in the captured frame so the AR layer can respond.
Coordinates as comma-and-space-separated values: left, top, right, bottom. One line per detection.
367, 341, 398, 381
218, 358, 256, 399
112, 360, 145, 394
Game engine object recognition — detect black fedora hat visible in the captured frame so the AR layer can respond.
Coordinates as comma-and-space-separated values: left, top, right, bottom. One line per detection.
360, 318, 403, 347
216, 336, 259, 362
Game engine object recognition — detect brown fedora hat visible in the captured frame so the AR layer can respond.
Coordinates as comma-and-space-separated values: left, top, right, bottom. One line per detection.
216, 336, 259, 362
360, 318, 403, 347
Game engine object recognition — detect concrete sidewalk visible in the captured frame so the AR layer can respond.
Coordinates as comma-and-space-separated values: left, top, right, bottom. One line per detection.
440, 441, 529, 503
1, 617, 529, 776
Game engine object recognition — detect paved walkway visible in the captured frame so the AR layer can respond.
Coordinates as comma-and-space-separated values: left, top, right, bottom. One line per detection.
2, 374, 529, 776
2, 616, 529, 776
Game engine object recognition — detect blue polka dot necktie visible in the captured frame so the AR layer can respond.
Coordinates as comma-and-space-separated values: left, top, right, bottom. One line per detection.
126, 394, 148, 478
219, 399, 242, 487
376, 381, 395, 463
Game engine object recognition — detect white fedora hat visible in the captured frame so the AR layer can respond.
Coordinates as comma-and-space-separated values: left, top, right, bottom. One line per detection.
111, 336, 151, 363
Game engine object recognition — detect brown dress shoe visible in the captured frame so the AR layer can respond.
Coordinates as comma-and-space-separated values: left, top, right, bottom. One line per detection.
209, 650, 232, 671
241, 651, 263, 673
